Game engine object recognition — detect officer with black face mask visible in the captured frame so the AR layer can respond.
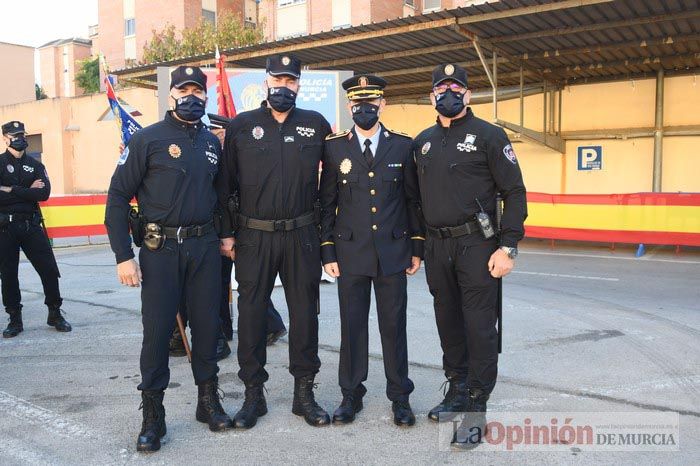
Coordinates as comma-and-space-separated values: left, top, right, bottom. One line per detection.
319, 75, 424, 426
105, 65, 233, 453
0, 121, 71, 338
218, 54, 332, 429
413, 64, 526, 449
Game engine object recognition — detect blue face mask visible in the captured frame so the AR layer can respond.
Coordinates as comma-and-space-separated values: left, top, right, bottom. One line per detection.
174, 94, 206, 121
435, 89, 465, 118
267, 86, 297, 113
9, 135, 28, 152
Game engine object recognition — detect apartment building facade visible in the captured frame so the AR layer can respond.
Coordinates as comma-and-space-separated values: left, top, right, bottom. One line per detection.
38, 38, 94, 98
0, 42, 35, 106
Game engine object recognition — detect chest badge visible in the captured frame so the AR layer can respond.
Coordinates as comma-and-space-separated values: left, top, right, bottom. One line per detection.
297, 126, 315, 138
340, 158, 352, 175
421, 141, 431, 155
457, 133, 478, 152
22, 165, 34, 173
168, 144, 182, 158
252, 126, 264, 140
7, 164, 14, 173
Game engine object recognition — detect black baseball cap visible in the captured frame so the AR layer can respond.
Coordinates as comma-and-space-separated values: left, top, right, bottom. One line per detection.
266, 54, 301, 79
432, 63, 468, 88
342, 74, 387, 101
2, 121, 25, 135
170, 65, 207, 90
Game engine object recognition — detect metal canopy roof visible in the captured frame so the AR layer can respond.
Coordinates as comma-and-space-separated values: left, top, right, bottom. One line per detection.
113, 0, 700, 101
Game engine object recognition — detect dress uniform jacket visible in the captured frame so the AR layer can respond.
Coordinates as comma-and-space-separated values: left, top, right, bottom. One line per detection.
319, 125, 424, 277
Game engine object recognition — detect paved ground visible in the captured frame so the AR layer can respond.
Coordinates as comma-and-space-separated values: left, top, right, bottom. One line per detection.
0, 239, 698, 465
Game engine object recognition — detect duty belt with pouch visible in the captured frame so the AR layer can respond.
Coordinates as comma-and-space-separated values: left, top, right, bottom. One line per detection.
142, 221, 215, 251
237, 203, 320, 233
426, 219, 481, 239
0, 212, 38, 228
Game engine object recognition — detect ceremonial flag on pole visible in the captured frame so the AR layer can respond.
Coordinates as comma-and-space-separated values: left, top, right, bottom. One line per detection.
101, 54, 142, 146
215, 46, 236, 118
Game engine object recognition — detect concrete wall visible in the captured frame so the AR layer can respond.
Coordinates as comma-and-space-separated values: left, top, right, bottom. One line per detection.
0, 42, 35, 106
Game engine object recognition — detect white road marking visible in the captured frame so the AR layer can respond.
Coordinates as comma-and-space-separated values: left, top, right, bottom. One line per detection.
0, 390, 96, 439
520, 250, 700, 265
512, 270, 619, 281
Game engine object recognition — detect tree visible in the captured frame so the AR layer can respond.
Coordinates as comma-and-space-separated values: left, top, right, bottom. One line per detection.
75, 56, 100, 94
142, 11, 264, 65
35, 84, 47, 100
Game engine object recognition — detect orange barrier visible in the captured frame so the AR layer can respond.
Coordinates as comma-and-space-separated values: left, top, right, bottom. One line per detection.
39, 193, 700, 247
525, 192, 700, 247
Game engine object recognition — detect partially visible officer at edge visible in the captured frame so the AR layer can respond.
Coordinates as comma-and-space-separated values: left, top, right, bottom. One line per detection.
413, 63, 526, 449
105, 65, 233, 453
319, 74, 423, 426
0, 121, 71, 338
218, 54, 332, 429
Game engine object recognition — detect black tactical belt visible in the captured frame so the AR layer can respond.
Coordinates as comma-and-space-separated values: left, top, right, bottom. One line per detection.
162, 221, 215, 241
237, 211, 318, 232
426, 219, 480, 239
5, 212, 37, 222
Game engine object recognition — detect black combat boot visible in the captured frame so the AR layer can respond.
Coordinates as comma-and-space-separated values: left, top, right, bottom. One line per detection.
168, 326, 186, 357
392, 400, 416, 427
428, 377, 469, 422
214, 335, 231, 361
195, 377, 233, 432
292, 376, 330, 427
3, 309, 23, 338
136, 390, 166, 453
233, 384, 267, 429
451, 388, 490, 450
47, 306, 71, 332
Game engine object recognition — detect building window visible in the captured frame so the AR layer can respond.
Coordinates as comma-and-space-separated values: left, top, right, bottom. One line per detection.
278, 0, 305, 7
332, 0, 351, 29
124, 18, 135, 37
202, 9, 216, 24
423, 0, 441, 12
404, 0, 415, 6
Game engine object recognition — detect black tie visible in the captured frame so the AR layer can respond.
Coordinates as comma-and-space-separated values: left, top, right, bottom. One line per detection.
363, 139, 373, 166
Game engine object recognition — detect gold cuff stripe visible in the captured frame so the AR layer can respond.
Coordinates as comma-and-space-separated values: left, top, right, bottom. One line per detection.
321, 241, 335, 246
411, 236, 426, 241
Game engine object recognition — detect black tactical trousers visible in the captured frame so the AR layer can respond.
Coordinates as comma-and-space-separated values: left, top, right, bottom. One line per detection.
424, 235, 499, 394
0, 218, 62, 313
137, 232, 221, 391
337, 271, 414, 402
234, 225, 321, 385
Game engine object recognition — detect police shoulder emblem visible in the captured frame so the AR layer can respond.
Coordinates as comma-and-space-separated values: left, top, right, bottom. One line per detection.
421, 141, 431, 155
168, 144, 182, 158
503, 144, 518, 164
252, 126, 264, 140
444, 64, 455, 76
340, 158, 352, 175
282, 56, 290, 66
185, 67, 193, 75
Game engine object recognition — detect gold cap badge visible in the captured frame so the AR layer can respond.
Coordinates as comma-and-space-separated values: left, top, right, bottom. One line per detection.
444, 64, 455, 76
359, 76, 368, 87
168, 144, 182, 158
13, 122, 19, 128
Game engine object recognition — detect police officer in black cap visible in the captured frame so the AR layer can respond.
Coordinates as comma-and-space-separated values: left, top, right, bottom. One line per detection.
105, 65, 233, 453
219, 53, 332, 428
319, 75, 424, 426
413, 63, 526, 449
0, 121, 71, 338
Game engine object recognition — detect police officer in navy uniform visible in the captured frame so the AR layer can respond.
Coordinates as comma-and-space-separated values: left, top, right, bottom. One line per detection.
105, 66, 233, 453
0, 121, 71, 338
413, 64, 526, 449
219, 54, 332, 428
319, 75, 424, 426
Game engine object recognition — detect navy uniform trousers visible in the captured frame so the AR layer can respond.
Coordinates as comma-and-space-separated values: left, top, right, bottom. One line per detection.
137, 232, 221, 391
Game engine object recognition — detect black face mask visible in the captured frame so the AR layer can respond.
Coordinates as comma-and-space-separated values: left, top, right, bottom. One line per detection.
435, 89, 466, 118
9, 135, 28, 152
174, 94, 206, 121
351, 102, 380, 130
267, 86, 297, 113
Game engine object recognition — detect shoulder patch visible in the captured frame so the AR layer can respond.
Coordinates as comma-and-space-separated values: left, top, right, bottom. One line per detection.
325, 129, 350, 140
384, 127, 411, 139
